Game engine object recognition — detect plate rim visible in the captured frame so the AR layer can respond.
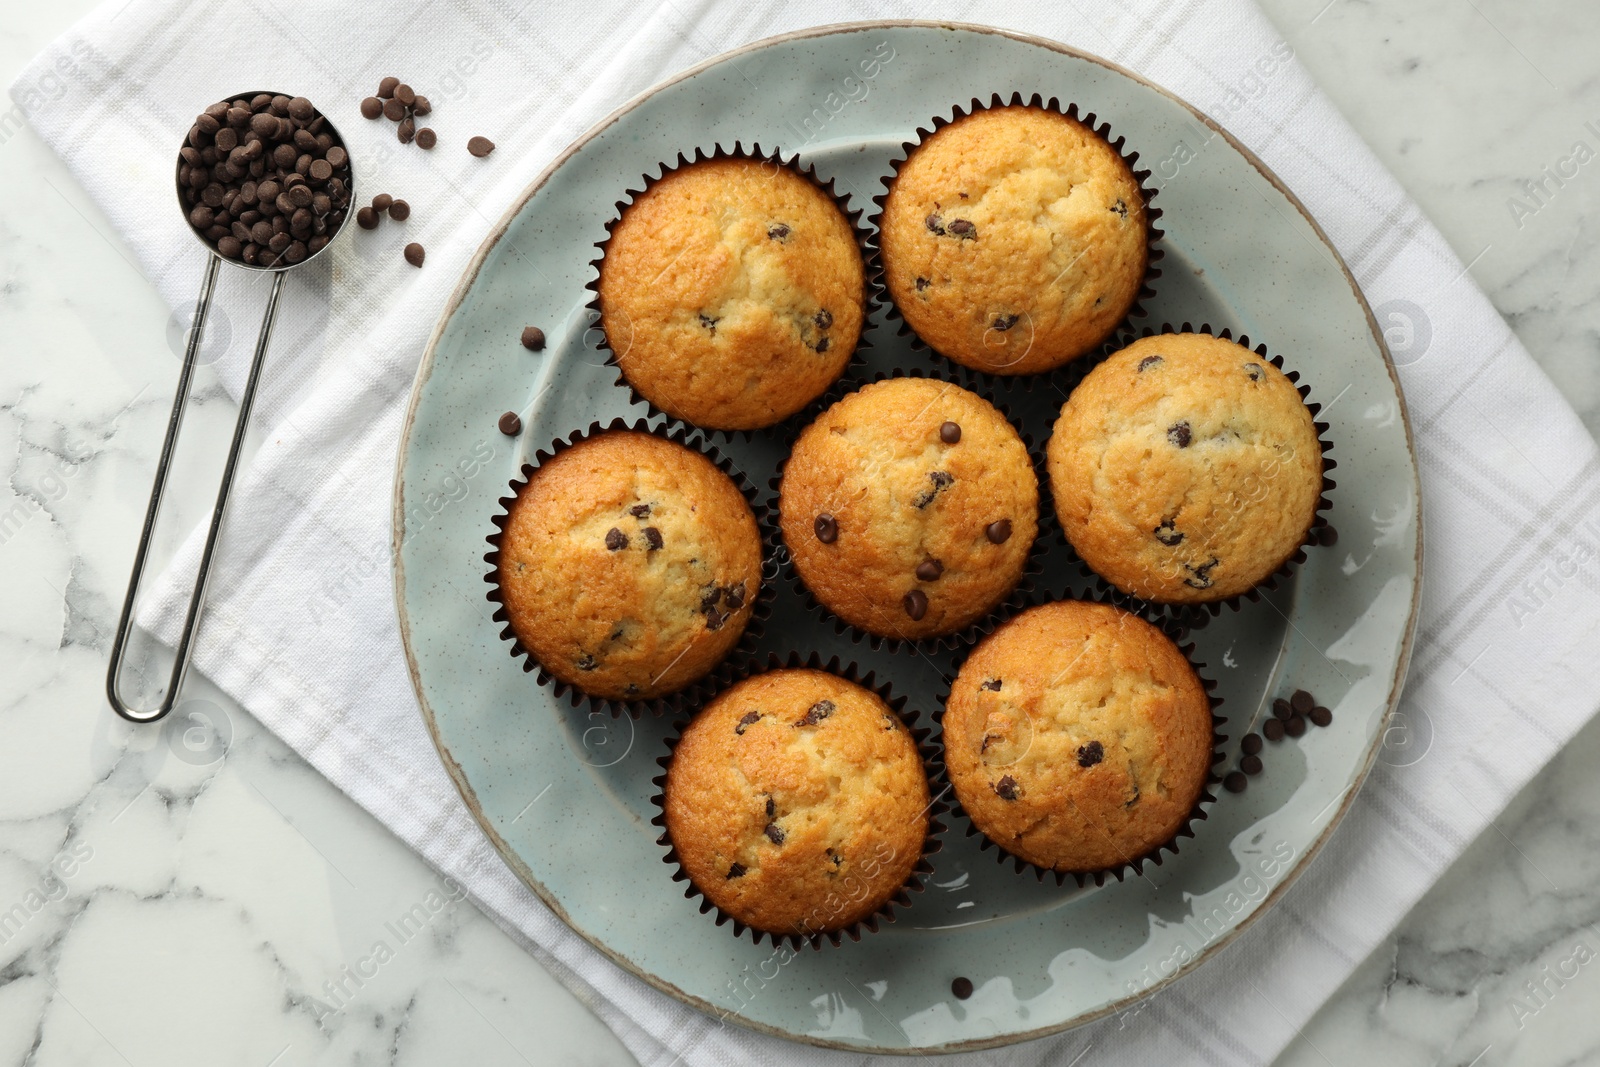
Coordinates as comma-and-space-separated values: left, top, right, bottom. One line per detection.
391, 18, 1425, 1054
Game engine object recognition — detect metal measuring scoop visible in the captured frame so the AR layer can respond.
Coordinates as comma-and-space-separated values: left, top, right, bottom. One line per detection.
106, 91, 356, 723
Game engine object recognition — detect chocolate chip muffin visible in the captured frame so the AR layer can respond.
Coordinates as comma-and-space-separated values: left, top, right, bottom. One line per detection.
942, 600, 1213, 873
779, 378, 1037, 641
597, 156, 866, 431
663, 668, 929, 937
878, 103, 1149, 375
494, 430, 761, 701
1048, 332, 1324, 604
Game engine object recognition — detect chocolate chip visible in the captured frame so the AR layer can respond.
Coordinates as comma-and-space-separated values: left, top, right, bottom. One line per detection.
360, 97, 383, 119
951, 977, 974, 1000
814, 514, 838, 543
1168, 421, 1192, 447
394, 83, 416, 106
468, 135, 496, 157
1077, 740, 1104, 767
723, 583, 746, 610
1154, 520, 1184, 546
993, 776, 1020, 800
629, 503, 650, 518
1111, 198, 1129, 217
985, 519, 1012, 544
356, 207, 380, 229
1240, 754, 1264, 776
372, 193, 393, 213
735, 711, 761, 735
415, 127, 437, 150
605, 528, 628, 551
939, 421, 962, 444
915, 276, 930, 292
727, 863, 746, 879
404, 242, 425, 267
1291, 690, 1315, 714
912, 470, 953, 508
521, 326, 546, 351
1224, 771, 1248, 793
795, 700, 835, 727
1182, 557, 1218, 590
1310, 706, 1333, 728
1138, 355, 1164, 372
764, 823, 784, 845
497, 411, 521, 436
1244, 363, 1264, 381
575, 652, 597, 671
643, 527, 663, 551
701, 587, 722, 610
1241, 733, 1263, 755
814, 336, 830, 353
1263, 718, 1286, 742
1273, 698, 1292, 721
1318, 525, 1339, 547
697, 313, 718, 332
990, 313, 1018, 331
1286, 715, 1307, 738
814, 309, 833, 329
389, 199, 410, 221
915, 559, 944, 582
946, 218, 976, 238
903, 589, 928, 621
412, 96, 431, 116
766, 797, 776, 818
377, 76, 399, 99
382, 97, 407, 121
979, 679, 1002, 692
925, 213, 945, 235
703, 609, 726, 632
767, 223, 790, 240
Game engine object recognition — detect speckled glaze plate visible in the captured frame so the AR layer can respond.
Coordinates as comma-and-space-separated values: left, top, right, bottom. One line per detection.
393, 22, 1421, 1055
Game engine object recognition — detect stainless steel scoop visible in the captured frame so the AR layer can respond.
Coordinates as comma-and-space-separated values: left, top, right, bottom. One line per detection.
106, 92, 355, 723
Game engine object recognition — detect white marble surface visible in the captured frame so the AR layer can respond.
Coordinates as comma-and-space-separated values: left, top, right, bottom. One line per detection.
3, 1, 1600, 1064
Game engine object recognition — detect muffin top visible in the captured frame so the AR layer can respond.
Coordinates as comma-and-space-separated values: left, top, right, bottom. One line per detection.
1048, 332, 1324, 604
597, 157, 865, 430
879, 105, 1148, 375
494, 430, 761, 701
942, 600, 1213, 873
779, 378, 1037, 641
663, 669, 930, 936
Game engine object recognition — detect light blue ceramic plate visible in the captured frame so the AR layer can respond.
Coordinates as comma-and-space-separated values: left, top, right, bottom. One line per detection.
393, 22, 1421, 1054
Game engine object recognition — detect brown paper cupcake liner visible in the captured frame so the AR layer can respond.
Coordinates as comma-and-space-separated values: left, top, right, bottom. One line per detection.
482, 417, 777, 719
649, 652, 948, 950
933, 590, 1226, 888
867, 91, 1165, 382
1048, 322, 1339, 631
584, 143, 879, 443
767, 366, 1049, 657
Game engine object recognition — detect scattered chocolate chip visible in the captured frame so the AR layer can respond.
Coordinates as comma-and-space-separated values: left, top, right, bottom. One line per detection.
767, 223, 790, 240
1263, 718, 1286, 742
377, 76, 399, 99
1077, 740, 1104, 768
1244, 363, 1264, 381
913, 470, 953, 508
796, 700, 835, 727
946, 218, 976, 238
903, 589, 929, 621
1291, 690, 1315, 714
415, 127, 437, 150
497, 411, 521, 436
1240, 754, 1264, 776
404, 242, 425, 267
990, 313, 1018, 331
394, 83, 416, 107
1138, 355, 1164, 372
1168, 421, 1192, 448
814, 514, 838, 543
468, 135, 496, 157
1154, 520, 1184, 546
372, 193, 394, 213
388, 199, 411, 221
1241, 733, 1263, 756
940, 421, 962, 444
643, 527, 663, 551
764, 824, 785, 845
985, 519, 1012, 544
1318, 525, 1339, 547
1224, 771, 1248, 793
520, 326, 546, 351
356, 206, 380, 230
360, 97, 383, 119
629, 503, 650, 518
925, 213, 945, 235
993, 776, 1020, 800
915, 276, 930, 292
605, 527, 628, 551
979, 679, 1002, 692
1272, 698, 1292, 722
1310, 706, 1333, 728
1182, 557, 1218, 590
1286, 715, 1307, 738
382, 97, 407, 121
915, 559, 944, 582
412, 96, 431, 117
727, 863, 746, 879
735, 711, 761, 735
951, 977, 974, 1000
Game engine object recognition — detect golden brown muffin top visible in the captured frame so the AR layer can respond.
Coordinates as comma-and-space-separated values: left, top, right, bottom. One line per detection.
943, 600, 1213, 873
879, 105, 1147, 375
779, 378, 1038, 641
597, 157, 864, 430
1047, 333, 1323, 604
495, 431, 761, 701
664, 669, 930, 936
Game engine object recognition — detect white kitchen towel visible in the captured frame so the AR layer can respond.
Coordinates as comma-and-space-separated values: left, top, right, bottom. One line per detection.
16, 0, 1600, 1063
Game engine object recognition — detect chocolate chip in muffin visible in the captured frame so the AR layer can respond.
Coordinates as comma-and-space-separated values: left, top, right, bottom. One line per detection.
991, 313, 1019, 331
940, 421, 962, 444
1138, 355, 1164, 372
814, 336, 831, 353
1125, 782, 1142, 808
980, 678, 1002, 692
697, 313, 718, 333
915, 559, 944, 582
723, 582, 746, 611
795, 700, 835, 727
985, 519, 1012, 544
1242, 733, 1264, 755
993, 775, 1020, 800
764, 823, 785, 845
765, 796, 776, 818
814, 514, 838, 543
575, 652, 597, 671
925, 213, 945, 235
1291, 689, 1315, 715
814, 309, 833, 329
1310, 705, 1333, 727
604, 528, 628, 551
1224, 771, 1248, 793
735, 711, 761, 735
913, 470, 953, 508
703, 608, 726, 632
727, 863, 746, 879
1168, 421, 1192, 448
629, 503, 651, 519
497, 411, 521, 436
946, 218, 976, 239
1077, 740, 1104, 767
521, 326, 546, 351
915, 276, 931, 292
1244, 363, 1264, 381
643, 527, 663, 551
902, 589, 929, 620
766, 223, 790, 240
1182, 557, 1218, 589
1263, 717, 1286, 742
1154, 520, 1184, 546
1111, 198, 1129, 218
